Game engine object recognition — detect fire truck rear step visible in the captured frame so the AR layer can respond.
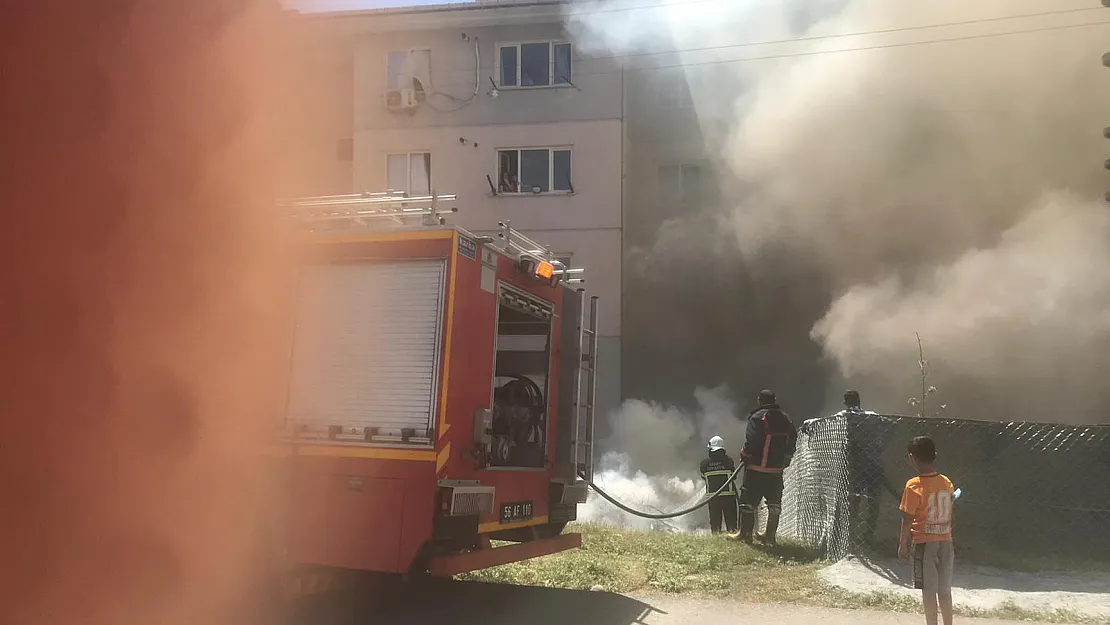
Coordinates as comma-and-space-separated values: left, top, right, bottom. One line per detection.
426, 532, 582, 577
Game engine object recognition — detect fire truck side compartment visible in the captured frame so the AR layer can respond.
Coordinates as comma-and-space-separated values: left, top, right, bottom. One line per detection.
438, 240, 566, 537
283, 233, 453, 574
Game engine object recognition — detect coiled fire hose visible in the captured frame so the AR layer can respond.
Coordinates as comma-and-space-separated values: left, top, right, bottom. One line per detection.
576, 461, 746, 520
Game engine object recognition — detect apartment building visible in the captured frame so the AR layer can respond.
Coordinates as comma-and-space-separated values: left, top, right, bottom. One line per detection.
277, 16, 356, 198
312, 0, 625, 422
297, 0, 888, 420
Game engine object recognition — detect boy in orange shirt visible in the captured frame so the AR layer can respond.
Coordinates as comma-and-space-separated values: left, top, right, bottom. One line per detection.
898, 436, 955, 625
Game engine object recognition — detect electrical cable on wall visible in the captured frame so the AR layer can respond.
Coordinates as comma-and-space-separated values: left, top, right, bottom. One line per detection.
423, 36, 480, 112
577, 461, 745, 520
415, 11, 1110, 91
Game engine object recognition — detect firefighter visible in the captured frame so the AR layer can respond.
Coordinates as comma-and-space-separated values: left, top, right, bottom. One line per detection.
700, 435, 738, 534
840, 390, 893, 547
737, 389, 798, 545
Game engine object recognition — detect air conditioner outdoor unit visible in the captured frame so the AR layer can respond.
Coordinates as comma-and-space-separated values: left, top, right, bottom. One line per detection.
385, 88, 423, 111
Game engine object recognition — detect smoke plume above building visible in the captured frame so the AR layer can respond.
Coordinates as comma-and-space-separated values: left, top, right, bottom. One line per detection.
567, 0, 1110, 427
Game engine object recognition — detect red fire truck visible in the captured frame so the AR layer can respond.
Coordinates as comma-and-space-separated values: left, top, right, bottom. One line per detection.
272, 191, 598, 587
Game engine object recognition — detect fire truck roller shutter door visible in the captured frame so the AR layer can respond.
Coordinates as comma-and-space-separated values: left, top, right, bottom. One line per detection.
285, 259, 447, 440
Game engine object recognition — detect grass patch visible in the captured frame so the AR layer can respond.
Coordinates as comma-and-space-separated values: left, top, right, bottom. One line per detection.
461, 522, 820, 599
458, 523, 1101, 624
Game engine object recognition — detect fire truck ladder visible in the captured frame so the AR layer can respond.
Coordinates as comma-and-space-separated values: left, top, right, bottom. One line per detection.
279, 190, 458, 228
493, 221, 585, 289
572, 293, 599, 483
494, 220, 573, 270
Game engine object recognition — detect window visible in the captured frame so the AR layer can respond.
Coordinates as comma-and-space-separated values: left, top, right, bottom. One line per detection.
386, 49, 430, 93
659, 163, 702, 205
386, 152, 432, 195
499, 41, 572, 87
497, 148, 572, 194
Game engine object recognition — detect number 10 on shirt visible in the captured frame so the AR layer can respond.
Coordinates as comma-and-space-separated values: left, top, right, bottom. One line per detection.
925, 490, 952, 535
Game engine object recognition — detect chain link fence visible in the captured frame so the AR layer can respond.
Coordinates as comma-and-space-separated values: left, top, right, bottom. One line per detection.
777, 412, 1110, 569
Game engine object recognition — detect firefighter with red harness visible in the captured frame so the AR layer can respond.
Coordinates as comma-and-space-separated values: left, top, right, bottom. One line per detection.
737, 389, 798, 545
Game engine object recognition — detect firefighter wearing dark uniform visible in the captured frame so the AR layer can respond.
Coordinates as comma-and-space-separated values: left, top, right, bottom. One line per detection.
738, 389, 798, 545
700, 435, 738, 534
841, 390, 893, 547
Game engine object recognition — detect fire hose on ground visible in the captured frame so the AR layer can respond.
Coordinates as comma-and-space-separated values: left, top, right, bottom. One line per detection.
576, 461, 746, 520
578, 463, 962, 522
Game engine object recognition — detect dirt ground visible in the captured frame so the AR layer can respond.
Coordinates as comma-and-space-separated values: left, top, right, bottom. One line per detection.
820, 556, 1110, 621
631, 595, 1058, 625
289, 577, 1061, 625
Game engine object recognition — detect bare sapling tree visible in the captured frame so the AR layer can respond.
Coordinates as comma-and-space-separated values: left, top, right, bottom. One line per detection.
907, 332, 942, 417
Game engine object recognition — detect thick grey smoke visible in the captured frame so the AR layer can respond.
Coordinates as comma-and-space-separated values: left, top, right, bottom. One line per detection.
568, 0, 1110, 425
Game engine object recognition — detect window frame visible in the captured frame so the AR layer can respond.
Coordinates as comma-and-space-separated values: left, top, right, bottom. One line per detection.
385, 151, 433, 196
496, 40, 573, 89
495, 146, 574, 195
657, 162, 703, 205
385, 48, 432, 92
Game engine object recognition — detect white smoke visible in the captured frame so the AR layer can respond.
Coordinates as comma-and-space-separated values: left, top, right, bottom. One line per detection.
580, 385, 746, 531
578, 452, 704, 532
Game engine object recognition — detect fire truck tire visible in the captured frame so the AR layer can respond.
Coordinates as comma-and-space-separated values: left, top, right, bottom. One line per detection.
404, 544, 436, 581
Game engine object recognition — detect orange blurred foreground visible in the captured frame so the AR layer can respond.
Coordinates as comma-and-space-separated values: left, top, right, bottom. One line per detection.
0, 1, 331, 623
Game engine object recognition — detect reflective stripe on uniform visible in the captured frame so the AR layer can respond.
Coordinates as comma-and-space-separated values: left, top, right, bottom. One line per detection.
702, 470, 736, 495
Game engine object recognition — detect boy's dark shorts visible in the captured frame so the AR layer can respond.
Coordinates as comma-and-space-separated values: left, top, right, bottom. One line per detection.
913, 540, 954, 593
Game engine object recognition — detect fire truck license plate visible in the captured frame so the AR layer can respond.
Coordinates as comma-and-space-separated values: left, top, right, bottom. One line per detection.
499, 501, 533, 524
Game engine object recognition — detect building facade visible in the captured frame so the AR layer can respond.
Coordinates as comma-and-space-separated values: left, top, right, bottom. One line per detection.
298, 0, 923, 425
278, 15, 356, 198
315, 1, 625, 422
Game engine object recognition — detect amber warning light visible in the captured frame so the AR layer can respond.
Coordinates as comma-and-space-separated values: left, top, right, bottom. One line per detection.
534, 260, 555, 280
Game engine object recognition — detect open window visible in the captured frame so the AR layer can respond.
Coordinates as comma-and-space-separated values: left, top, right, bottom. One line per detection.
386, 49, 430, 98
497, 147, 572, 194
498, 41, 572, 88
489, 285, 554, 468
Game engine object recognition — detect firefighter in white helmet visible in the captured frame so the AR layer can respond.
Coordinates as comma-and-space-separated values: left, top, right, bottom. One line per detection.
700, 435, 739, 534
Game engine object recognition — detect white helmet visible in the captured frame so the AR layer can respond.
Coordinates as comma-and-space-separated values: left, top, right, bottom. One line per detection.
707, 435, 724, 451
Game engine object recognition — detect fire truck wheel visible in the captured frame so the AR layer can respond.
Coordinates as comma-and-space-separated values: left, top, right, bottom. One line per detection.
403, 545, 434, 583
